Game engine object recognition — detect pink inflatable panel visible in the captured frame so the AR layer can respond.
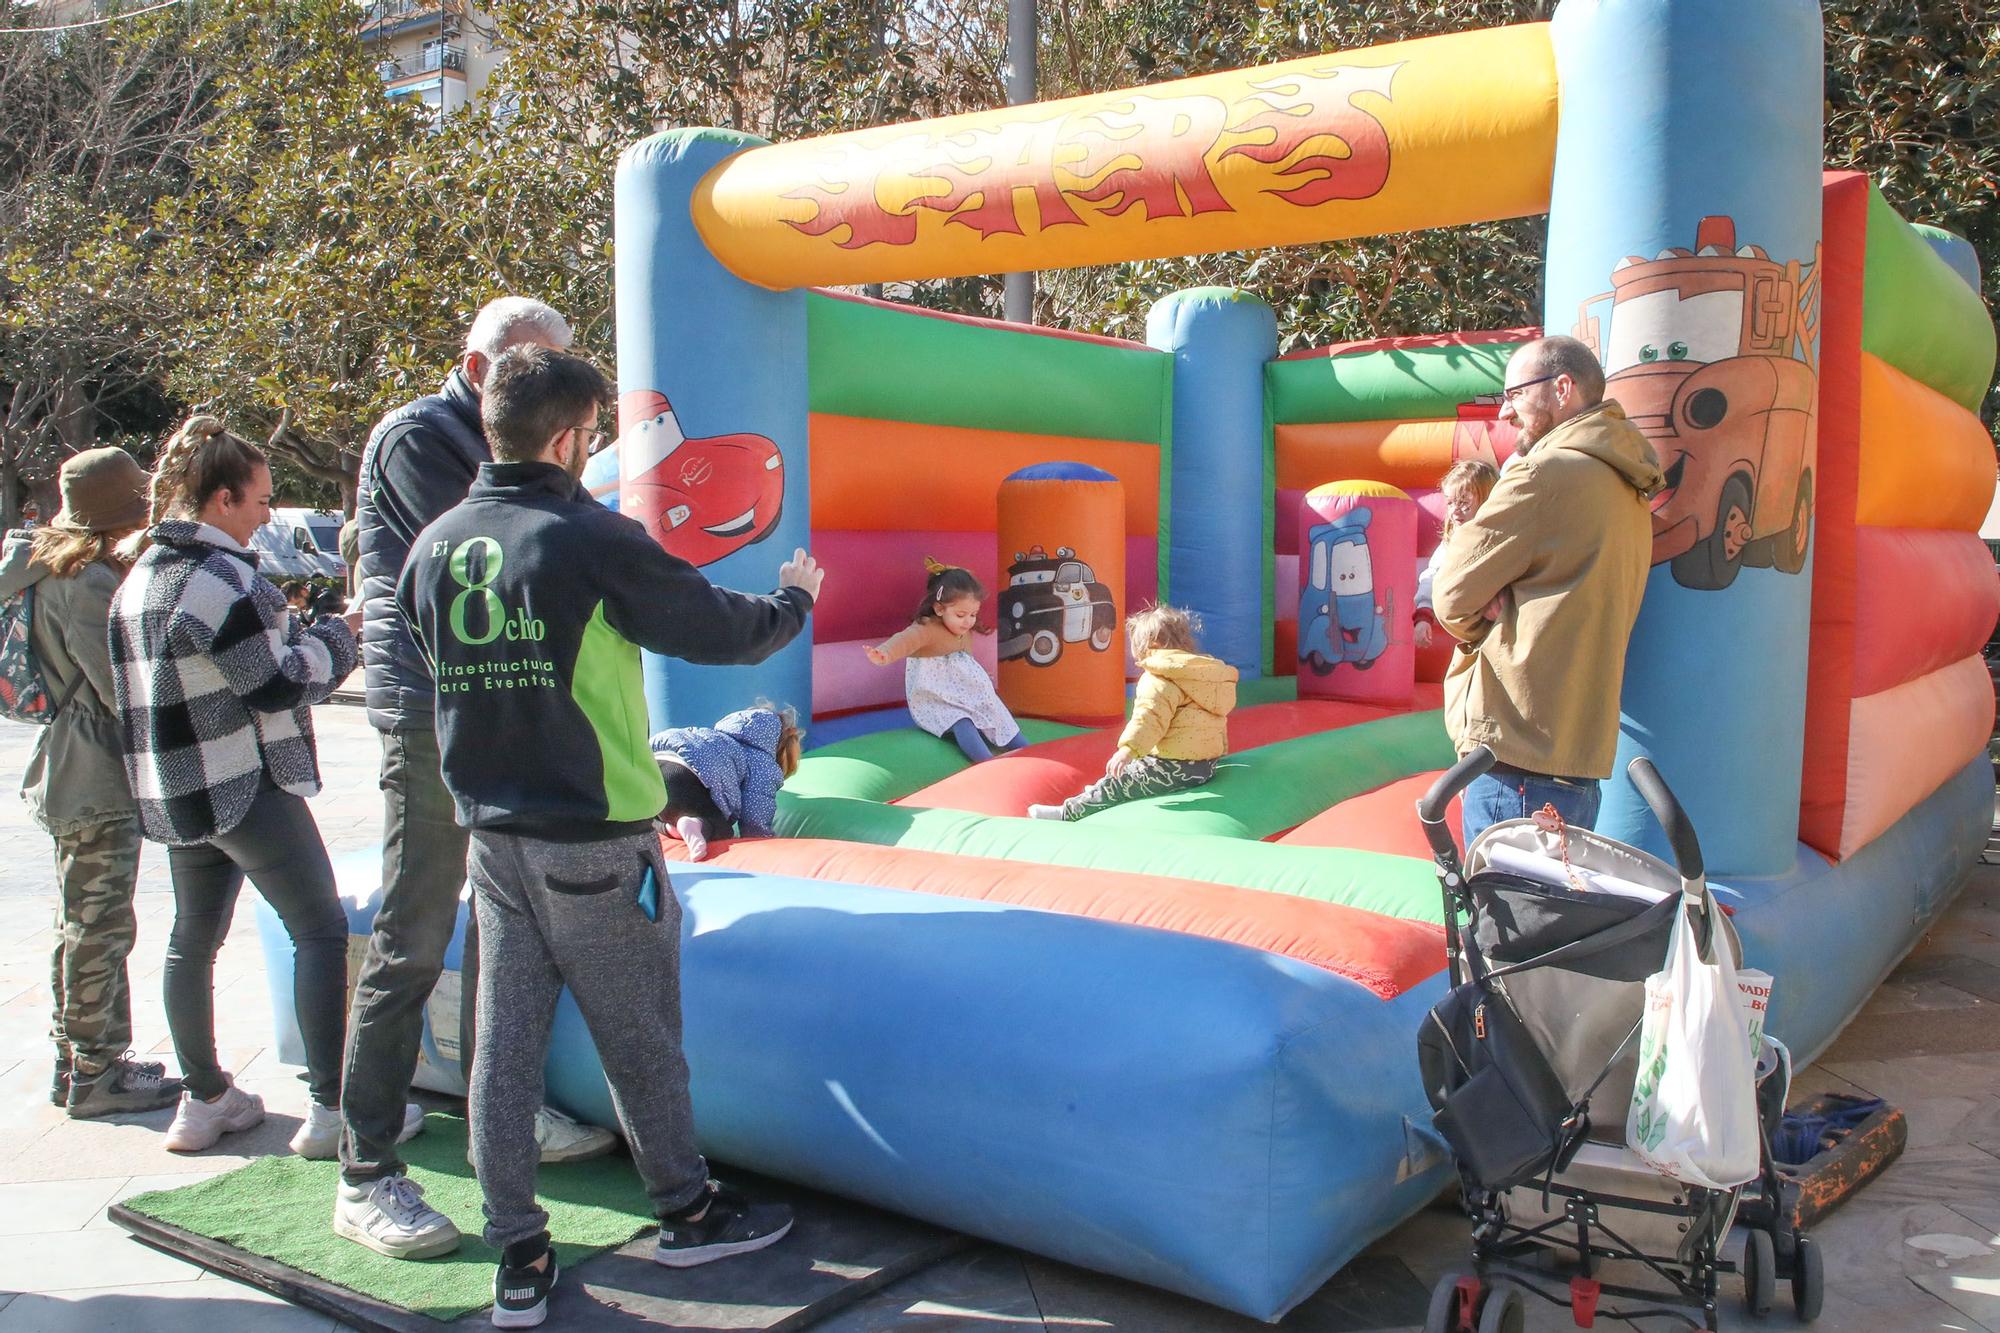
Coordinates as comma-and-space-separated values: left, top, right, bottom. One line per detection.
1838, 653, 1995, 857
1278, 490, 1444, 557
809, 531, 996, 644
814, 633, 1003, 718
811, 530, 1158, 644
1851, 527, 2000, 697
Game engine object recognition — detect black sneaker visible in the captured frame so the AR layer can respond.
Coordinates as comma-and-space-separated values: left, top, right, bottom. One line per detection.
491, 1245, 558, 1329
653, 1181, 794, 1268
66, 1055, 183, 1119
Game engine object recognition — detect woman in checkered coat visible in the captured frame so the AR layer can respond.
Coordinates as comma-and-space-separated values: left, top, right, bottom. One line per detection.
109, 417, 367, 1156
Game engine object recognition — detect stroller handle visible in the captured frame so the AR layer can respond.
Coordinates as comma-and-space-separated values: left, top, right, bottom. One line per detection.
1417, 746, 1495, 864
1626, 756, 1705, 883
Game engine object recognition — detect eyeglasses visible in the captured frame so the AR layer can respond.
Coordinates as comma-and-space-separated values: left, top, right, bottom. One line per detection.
1499, 373, 1559, 404
573, 426, 610, 455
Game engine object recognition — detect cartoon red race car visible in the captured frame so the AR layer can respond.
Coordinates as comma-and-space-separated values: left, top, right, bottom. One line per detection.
614, 389, 785, 568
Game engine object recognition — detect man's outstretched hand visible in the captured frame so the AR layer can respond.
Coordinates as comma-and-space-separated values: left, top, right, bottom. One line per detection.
779, 548, 825, 602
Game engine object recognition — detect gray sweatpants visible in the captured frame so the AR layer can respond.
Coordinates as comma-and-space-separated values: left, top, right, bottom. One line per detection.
467, 828, 709, 1250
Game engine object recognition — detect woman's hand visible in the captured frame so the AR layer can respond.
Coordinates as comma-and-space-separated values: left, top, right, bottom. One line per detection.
1414, 620, 1433, 649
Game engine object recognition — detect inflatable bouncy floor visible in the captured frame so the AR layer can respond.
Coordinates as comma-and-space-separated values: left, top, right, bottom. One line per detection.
264, 0, 1996, 1321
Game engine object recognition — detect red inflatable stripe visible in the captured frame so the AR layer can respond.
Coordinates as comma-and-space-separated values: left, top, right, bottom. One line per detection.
1851, 527, 2000, 697
662, 834, 1446, 999
895, 693, 1443, 816
1276, 770, 1460, 859
1275, 326, 1543, 361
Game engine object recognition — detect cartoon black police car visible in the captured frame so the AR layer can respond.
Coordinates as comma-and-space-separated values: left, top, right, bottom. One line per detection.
998, 545, 1118, 667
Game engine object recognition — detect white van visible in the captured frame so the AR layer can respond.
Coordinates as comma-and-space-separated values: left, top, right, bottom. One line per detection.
269, 507, 348, 580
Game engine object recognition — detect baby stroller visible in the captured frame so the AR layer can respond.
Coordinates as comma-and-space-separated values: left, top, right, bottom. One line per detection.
1413, 747, 1822, 1331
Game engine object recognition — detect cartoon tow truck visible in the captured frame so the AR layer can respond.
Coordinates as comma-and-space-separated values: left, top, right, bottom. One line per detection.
1299, 509, 1392, 674
1576, 215, 1819, 591
998, 545, 1118, 667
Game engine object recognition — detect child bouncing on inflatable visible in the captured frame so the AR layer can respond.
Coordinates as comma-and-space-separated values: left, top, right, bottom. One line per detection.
1030, 605, 1237, 821
651, 705, 805, 862
866, 559, 1025, 763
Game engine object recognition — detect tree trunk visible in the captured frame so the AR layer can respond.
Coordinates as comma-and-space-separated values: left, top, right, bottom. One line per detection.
1, 453, 20, 534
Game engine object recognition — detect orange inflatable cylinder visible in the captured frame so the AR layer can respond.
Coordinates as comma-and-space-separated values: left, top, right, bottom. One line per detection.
996, 464, 1127, 722
1295, 481, 1417, 706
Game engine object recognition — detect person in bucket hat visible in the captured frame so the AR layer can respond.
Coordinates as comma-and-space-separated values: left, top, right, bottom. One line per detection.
0, 447, 184, 1118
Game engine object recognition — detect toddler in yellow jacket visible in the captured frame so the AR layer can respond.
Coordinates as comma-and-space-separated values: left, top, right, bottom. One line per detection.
1028, 604, 1237, 822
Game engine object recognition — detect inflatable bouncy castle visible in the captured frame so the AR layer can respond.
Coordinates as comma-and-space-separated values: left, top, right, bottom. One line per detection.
263, 0, 1996, 1319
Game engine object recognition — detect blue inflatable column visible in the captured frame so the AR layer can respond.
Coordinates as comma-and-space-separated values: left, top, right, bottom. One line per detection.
614, 129, 811, 731
1543, 0, 1823, 875
1145, 288, 1278, 676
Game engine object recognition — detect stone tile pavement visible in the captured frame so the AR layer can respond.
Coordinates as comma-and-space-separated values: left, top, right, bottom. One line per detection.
0, 702, 1995, 1330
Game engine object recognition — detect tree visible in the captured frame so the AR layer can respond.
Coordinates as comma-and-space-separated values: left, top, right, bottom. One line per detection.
0, 3, 211, 526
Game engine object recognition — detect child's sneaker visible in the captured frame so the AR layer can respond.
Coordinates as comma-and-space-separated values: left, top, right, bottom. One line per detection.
334, 1175, 461, 1259
675, 815, 709, 862
67, 1054, 181, 1118
491, 1243, 559, 1328
1026, 803, 1065, 821
653, 1181, 793, 1268
290, 1102, 426, 1159
163, 1083, 264, 1151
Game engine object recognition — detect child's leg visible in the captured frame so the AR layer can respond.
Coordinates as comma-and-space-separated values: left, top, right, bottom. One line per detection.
1061, 757, 1217, 820
945, 718, 995, 763
659, 763, 731, 845
995, 730, 1027, 755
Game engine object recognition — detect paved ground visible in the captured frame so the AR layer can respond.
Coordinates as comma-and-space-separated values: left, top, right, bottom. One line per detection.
0, 703, 1996, 1330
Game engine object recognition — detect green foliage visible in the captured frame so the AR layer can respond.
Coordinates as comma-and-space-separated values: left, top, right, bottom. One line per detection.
1, 0, 1993, 523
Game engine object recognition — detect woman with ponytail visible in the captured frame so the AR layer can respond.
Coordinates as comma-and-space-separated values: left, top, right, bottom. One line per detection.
109, 417, 412, 1156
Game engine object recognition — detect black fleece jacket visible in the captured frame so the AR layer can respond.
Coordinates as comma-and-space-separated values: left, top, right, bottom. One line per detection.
398, 462, 811, 839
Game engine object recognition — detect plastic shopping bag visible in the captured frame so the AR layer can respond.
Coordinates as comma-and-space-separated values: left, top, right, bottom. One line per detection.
1626, 900, 1761, 1189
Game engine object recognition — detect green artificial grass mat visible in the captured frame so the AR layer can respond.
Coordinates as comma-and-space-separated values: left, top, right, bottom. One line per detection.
122, 1111, 655, 1322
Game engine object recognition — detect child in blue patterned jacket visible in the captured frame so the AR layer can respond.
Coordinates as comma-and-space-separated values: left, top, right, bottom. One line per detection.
649, 705, 805, 861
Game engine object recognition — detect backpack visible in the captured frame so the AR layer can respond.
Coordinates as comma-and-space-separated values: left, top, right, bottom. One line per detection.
0, 583, 83, 725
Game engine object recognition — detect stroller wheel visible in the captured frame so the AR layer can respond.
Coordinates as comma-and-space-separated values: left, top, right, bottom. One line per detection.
1475, 1280, 1525, 1333
1791, 1234, 1824, 1321
1742, 1227, 1777, 1315
1423, 1270, 1477, 1333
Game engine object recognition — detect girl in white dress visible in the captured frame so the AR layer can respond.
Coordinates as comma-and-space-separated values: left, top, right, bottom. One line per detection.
866, 561, 1024, 763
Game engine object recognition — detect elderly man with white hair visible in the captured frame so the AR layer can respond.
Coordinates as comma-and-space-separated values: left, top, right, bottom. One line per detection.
333, 297, 614, 1260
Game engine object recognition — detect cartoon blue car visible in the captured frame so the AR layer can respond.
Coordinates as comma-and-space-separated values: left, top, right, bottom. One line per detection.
1299, 510, 1390, 675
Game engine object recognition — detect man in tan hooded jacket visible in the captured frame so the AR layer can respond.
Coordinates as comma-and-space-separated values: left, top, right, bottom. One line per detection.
1434, 335, 1664, 845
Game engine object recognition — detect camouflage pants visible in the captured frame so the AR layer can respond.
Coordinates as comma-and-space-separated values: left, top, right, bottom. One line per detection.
1058, 756, 1218, 820
49, 817, 142, 1073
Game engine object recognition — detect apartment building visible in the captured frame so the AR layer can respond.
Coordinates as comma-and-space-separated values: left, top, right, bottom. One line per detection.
358, 0, 503, 120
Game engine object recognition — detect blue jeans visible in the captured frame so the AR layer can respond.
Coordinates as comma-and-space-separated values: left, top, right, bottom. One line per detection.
1461, 769, 1601, 851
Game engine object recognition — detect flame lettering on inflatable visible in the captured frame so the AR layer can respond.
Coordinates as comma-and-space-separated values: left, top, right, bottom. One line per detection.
777, 61, 1399, 250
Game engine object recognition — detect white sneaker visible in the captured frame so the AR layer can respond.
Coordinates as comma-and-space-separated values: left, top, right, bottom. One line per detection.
676, 815, 708, 862
1026, 803, 1065, 820
465, 1106, 618, 1169
334, 1174, 461, 1259
291, 1102, 425, 1160
163, 1085, 265, 1153
535, 1106, 617, 1163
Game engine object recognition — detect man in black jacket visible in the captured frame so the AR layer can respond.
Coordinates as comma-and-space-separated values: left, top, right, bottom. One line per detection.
399, 347, 820, 1325
337, 298, 610, 1263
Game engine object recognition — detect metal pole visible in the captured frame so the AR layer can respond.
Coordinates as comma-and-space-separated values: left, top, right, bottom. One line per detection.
1001, 0, 1036, 324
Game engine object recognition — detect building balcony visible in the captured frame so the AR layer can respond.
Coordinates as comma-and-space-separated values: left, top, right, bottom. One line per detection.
378, 44, 466, 81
